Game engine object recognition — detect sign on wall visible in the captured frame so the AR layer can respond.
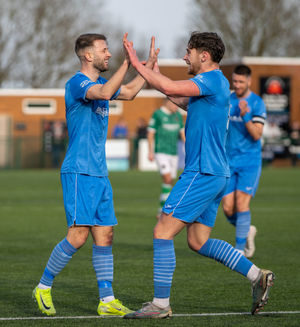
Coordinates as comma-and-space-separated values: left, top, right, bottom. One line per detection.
260, 76, 290, 125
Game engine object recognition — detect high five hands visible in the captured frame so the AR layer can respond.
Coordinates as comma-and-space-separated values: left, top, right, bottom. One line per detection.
123, 33, 160, 70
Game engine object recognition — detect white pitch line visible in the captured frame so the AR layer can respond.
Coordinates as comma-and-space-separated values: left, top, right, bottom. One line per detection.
0, 311, 300, 321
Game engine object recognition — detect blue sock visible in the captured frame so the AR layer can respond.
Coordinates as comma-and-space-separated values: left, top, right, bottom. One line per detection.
92, 245, 114, 299
198, 238, 253, 277
40, 238, 77, 287
153, 239, 176, 298
226, 213, 237, 226
235, 211, 251, 251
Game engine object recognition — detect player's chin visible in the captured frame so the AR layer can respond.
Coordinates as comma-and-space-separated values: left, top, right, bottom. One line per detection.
100, 65, 109, 72
234, 90, 243, 96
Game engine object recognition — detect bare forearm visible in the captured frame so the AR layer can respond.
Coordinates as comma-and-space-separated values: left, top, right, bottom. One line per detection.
168, 96, 189, 111
134, 62, 185, 96
87, 60, 129, 100
119, 74, 146, 100
148, 133, 155, 153
244, 122, 263, 141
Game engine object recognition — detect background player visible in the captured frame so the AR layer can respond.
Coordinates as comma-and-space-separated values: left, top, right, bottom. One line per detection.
222, 65, 267, 258
123, 32, 274, 319
147, 98, 185, 218
32, 33, 158, 317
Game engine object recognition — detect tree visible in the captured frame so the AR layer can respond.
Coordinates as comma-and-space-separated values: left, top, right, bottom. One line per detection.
0, 0, 142, 88
176, 0, 300, 58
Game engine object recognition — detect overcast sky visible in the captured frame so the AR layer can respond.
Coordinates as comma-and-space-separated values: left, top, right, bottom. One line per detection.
104, 0, 192, 58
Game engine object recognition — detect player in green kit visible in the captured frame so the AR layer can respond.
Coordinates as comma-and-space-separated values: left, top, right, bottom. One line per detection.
148, 98, 185, 218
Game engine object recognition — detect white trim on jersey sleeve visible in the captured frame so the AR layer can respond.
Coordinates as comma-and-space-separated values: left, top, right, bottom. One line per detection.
252, 116, 266, 124
147, 127, 156, 133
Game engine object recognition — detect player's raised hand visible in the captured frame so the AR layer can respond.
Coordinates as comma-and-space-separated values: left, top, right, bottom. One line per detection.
123, 34, 140, 68
153, 60, 160, 73
147, 36, 160, 69
239, 99, 250, 117
123, 33, 132, 64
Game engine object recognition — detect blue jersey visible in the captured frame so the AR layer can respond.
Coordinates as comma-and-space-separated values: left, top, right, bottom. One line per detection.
185, 69, 230, 177
61, 72, 120, 176
226, 92, 266, 164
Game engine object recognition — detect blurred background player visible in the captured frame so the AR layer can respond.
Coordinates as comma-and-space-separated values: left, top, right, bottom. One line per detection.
111, 116, 129, 138
32, 33, 158, 317
131, 117, 148, 167
222, 64, 267, 258
147, 98, 185, 218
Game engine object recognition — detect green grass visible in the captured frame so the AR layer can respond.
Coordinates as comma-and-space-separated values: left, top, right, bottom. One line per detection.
0, 168, 299, 326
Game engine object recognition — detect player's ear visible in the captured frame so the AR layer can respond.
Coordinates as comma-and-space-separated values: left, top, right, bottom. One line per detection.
248, 76, 252, 87
200, 50, 209, 62
84, 49, 93, 62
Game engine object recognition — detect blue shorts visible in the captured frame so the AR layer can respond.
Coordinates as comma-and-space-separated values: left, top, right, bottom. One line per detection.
162, 171, 228, 227
224, 162, 261, 197
60, 173, 117, 227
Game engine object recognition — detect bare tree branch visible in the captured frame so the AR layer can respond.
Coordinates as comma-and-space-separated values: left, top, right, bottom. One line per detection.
175, 0, 300, 58
0, 0, 143, 88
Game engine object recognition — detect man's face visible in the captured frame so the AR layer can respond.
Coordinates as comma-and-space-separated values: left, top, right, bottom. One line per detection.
232, 73, 251, 97
90, 40, 112, 72
183, 47, 201, 75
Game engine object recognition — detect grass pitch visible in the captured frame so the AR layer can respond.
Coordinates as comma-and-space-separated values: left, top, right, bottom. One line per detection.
0, 168, 299, 326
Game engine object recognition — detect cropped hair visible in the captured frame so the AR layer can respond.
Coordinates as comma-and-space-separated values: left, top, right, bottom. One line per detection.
234, 64, 252, 76
75, 33, 107, 57
188, 32, 225, 63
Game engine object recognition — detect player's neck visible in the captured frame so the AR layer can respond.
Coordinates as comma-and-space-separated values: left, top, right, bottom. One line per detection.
80, 66, 101, 82
196, 62, 219, 75
237, 89, 251, 99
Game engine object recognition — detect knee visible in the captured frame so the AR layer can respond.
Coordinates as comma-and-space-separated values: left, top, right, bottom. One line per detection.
153, 217, 171, 240
235, 199, 250, 212
223, 202, 234, 217
68, 230, 89, 249
162, 175, 172, 185
187, 237, 207, 253
103, 230, 114, 245
153, 224, 165, 239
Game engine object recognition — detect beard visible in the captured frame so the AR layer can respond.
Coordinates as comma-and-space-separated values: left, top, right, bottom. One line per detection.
186, 64, 195, 75
93, 60, 109, 73
235, 88, 248, 97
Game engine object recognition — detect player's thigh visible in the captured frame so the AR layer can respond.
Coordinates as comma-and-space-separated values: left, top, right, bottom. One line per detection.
222, 191, 236, 215
155, 153, 172, 176
237, 164, 262, 197
95, 177, 118, 227
235, 190, 252, 211
154, 212, 187, 240
196, 185, 226, 227
169, 155, 179, 179
163, 171, 227, 226
91, 225, 114, 246
61, 173, 117, 227
223, 168, 238, 196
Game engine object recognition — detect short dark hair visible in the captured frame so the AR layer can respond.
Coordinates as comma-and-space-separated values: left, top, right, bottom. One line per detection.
75, 33, 107, 57
187, 32, 225, 63
233, 64, 252, 76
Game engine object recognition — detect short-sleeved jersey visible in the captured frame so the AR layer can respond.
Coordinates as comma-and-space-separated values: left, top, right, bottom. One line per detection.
185, 69, 230, 177
226, 92, 266, 164
61, 71, 120, 177
148, 107, 184, 155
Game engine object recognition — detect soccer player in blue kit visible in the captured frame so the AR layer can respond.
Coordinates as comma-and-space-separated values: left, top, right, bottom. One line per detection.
32, 33, 159, 316
123, 32, 274, 318
222, 65, 267, 258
